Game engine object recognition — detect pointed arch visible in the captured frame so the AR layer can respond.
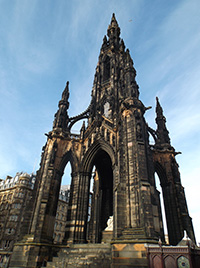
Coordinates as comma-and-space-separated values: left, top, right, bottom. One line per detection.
59, 149, 79, 176
80, 140, 115, 243
154, 161, 168, 186
81, 139, 115, 174
164, 255, 176, 268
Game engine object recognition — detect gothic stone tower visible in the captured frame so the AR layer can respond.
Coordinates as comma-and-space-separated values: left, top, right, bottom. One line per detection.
9, 14, 195, 268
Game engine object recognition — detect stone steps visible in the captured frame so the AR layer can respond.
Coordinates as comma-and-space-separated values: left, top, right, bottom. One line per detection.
43, 243, 111, 268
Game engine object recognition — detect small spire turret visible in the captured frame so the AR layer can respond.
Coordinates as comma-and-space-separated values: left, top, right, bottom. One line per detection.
107, 13, 120, 48
155, 97, 171, 146
119, 39, 125, 52
61, 81, 70, 105
101, 35, 108, 50
53, 81, 70, 131
80, 121, 86, 139
125, 49, 134, 67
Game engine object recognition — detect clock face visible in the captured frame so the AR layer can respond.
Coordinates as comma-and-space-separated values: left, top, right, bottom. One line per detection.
177, 256, 190, 268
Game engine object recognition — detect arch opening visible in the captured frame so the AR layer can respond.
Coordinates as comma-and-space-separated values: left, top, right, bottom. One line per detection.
70, 119, 87, 135
87, 149, 113, 243
155, 172, 168, 244
53, 161, 72, 244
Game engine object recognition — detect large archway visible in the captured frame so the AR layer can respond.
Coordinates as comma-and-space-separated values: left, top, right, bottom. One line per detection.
77, 140, 115, 244
87, 149, 113, 243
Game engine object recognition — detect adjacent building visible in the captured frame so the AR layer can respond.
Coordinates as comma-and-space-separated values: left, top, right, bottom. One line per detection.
53, 185, 70, 244
0, 173, 70, 267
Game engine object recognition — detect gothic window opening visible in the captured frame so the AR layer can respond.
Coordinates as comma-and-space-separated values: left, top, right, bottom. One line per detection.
103, 56, 110, 82
61, 162, 71, 186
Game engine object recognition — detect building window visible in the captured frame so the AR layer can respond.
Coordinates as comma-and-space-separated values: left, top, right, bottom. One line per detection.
13, 203, 21, 209
9, 215, 18, 221
6, 228, 15, 235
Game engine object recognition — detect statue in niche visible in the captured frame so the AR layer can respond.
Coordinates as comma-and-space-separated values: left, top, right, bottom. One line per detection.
104, 101, 112, 119
104, 102, 110, 118
105, 216, 113, 231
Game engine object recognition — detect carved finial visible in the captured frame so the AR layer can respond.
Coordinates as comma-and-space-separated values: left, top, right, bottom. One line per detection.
80, 121, 86, 140
126, 49, 133, 66
120, 39, 125, 52
156, 97, 163, 118
61, 81, 70, 102
110, 13, 118, 27
101, 35, 108, 49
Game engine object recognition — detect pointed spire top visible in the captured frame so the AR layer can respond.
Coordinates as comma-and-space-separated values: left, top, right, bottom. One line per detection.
53, 82, 70, 131
61, 81, 70, 102
107, 13, 120, 47
101, 35, 108, 50
156, 97, 163, 117
110, 13, 119, 28
126, 48, 133, 66
119, 39, 125, 52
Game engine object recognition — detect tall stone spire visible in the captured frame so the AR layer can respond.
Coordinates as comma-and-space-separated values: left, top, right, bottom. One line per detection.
107, 13, 120, 49
53, 81, 70, 131
155, 97, 171, 146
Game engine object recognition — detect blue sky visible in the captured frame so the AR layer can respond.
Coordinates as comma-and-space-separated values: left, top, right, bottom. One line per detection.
0, 0, 200, 243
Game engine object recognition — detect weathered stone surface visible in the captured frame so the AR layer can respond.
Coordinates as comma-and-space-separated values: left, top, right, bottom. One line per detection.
43, 243, 111, 268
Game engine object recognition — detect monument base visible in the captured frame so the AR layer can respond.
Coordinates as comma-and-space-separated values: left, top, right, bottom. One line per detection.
8, 236, 59, 268
102, 230, 113, 243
